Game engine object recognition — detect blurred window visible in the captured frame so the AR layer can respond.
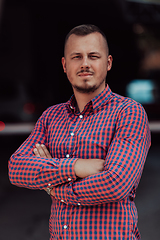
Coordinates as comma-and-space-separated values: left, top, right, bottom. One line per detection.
126, 79, 157, 104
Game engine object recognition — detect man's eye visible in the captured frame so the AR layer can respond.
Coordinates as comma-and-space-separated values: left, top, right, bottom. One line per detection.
90, 55, 99, 59
72, 56, 81, 59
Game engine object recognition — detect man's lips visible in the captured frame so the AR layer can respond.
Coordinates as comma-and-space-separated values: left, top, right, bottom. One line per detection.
77, 71, 94, 77
78, 73, 92, 76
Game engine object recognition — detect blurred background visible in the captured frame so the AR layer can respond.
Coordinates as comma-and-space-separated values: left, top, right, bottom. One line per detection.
0, 0, 160, 239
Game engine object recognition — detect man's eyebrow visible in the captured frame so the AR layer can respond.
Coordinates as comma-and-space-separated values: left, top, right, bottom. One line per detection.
89, 52, 101, 55
70, 52, 81, 56
70, 52, 101, 56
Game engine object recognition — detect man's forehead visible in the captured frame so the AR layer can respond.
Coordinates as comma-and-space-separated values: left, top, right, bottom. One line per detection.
65, 32, 107, 54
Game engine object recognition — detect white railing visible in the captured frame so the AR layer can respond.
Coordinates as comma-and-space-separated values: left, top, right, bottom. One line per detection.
0, 122, 160, 135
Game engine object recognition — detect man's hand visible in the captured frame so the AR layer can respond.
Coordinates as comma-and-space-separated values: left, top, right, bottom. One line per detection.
74, 158, 105, 178
33, 144, 52, 159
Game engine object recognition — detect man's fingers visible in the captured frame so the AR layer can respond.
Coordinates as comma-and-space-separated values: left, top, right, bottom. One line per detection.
35, 144, 46, 157
33, 144, 52, 159
41, 144, 52, 158
33, 147, 41, 157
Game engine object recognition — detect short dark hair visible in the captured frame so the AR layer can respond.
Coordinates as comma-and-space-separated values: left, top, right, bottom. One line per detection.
64, 24, 109, 55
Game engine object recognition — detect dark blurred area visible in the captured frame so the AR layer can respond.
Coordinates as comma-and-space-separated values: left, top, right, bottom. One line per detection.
0, 0, 160, 124
0, 0, 160, 239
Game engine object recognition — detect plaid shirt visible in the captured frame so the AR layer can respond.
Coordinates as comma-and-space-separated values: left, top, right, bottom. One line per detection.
9, 85, 151, 240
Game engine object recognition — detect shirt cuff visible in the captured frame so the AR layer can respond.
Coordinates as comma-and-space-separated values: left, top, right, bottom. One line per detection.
53, 183, 82, 206
58, 157, 78, 183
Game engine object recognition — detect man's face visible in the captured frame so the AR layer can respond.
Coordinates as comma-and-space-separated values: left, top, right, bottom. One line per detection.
62, 32, 112, 95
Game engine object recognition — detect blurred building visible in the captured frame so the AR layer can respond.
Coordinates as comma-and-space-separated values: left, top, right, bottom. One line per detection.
0, 0, 160, 127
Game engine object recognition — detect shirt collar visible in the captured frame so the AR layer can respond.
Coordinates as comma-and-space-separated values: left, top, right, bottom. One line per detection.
67, 84, 112, 113
91, 84, 112, 110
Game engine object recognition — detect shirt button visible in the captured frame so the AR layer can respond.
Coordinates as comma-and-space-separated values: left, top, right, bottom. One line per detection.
61, 199, 64, 202
70, 132, 74, 136
66, 154, 70, 158
68, 178, 72, 181
64, 225, 68, 229
77, 203, 81, 206
79, 115, 83, 119
48, 183, 51, 187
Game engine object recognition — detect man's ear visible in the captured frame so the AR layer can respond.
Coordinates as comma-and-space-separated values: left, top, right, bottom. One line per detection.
107, 55, 113, 71
62, 57, 66, 73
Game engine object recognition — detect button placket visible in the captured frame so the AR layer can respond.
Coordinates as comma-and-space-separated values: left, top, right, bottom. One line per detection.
66, 112, 84, 167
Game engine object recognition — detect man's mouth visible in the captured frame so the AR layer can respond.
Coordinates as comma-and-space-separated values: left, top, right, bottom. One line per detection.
78, 73, 92, 76
77, 71, 94, 77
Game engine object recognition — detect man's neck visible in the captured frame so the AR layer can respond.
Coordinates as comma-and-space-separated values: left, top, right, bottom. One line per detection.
73, 88, 105, 113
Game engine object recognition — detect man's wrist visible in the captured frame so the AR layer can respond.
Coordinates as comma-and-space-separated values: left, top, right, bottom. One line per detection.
45, 186, 54, 195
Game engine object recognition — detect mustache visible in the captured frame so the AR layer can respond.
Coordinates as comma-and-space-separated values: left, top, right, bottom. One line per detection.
77, 69, 94, 74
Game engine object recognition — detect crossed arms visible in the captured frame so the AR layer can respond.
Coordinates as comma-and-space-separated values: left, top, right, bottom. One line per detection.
9, 102, 151, 206
34, 144, 104, 178
33, 143, 105, 197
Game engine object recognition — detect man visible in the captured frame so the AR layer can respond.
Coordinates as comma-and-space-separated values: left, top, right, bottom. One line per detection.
9, 24, 151, 240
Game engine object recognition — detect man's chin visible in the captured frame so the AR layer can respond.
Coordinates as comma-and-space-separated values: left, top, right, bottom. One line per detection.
73, 85, 97, 93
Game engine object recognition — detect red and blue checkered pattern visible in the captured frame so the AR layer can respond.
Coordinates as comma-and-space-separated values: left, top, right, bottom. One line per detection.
9, 85, 151, 240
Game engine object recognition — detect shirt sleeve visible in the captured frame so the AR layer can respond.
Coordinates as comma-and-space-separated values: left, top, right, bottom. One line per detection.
53, 102, 151, 206
8, 110, 77, 190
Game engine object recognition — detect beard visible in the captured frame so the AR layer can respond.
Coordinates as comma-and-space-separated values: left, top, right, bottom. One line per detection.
73, 84, 98, 93
72, 78, 106, 94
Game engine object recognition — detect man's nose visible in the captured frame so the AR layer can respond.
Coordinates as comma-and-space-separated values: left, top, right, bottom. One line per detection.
80, 57, 90, 69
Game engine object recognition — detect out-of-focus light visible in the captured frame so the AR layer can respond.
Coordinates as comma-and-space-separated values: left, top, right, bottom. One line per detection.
23, 103, 35, 114
0, 121, 5, 131
133, 24, 145, 34
126, 79, 156, 104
